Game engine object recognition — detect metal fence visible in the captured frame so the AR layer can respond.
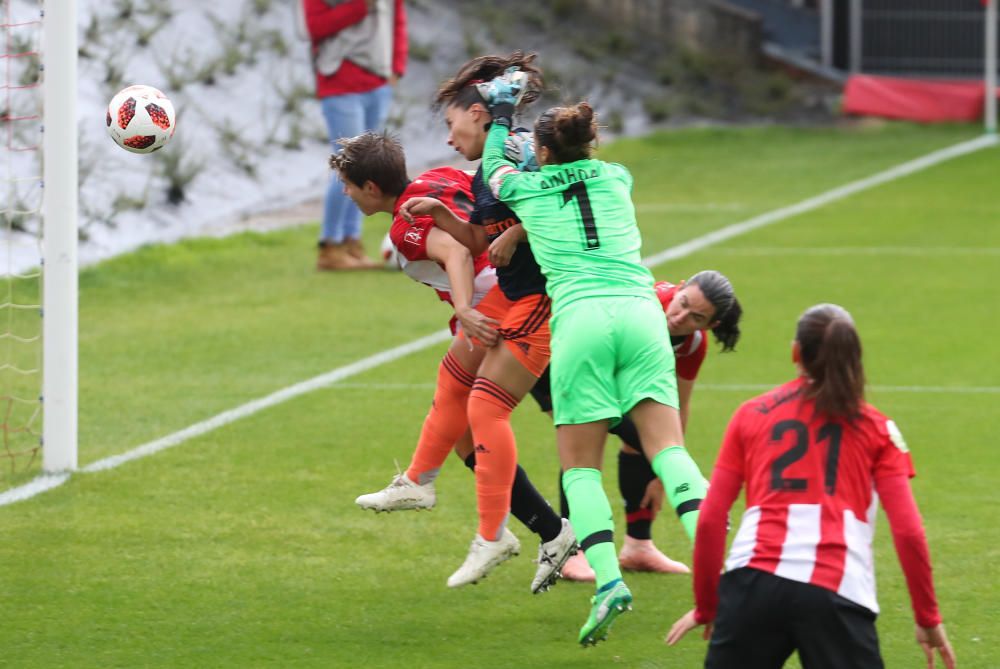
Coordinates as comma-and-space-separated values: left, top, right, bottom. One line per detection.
823, 0, 996, 77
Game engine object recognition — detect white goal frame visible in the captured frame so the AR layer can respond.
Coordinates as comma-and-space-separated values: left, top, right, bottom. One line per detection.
821, 0, 997, 133
987, 0, 998, 134
41, 0, 77, 472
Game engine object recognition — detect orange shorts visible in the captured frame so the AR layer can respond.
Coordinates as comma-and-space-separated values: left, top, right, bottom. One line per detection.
460, 285, 551, 377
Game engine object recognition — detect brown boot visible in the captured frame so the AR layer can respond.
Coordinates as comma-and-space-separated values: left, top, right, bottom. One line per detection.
344, 238, 380, 269
316, 241, 365, 271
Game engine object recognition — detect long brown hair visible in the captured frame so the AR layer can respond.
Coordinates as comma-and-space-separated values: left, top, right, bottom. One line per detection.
796, 304, 866, 419
433, 51, 544, 111
534, 102, 598, 164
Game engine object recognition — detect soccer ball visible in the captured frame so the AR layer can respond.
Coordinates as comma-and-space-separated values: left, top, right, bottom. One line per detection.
106, 85, 176, 154
380, 232, 402, 270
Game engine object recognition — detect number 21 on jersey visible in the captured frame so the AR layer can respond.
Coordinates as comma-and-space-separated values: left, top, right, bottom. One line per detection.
770, 419, 843, 495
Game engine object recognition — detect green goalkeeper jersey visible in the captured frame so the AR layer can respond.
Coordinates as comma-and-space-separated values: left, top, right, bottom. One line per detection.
482, 123, 655, 311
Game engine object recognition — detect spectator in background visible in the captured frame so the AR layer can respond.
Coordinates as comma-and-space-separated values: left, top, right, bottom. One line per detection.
302, 0, 407, 270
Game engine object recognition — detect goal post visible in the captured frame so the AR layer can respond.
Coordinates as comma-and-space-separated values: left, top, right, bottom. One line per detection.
987, 0, 998, 134
41, 0, 78, 473
823, 0, 999, 133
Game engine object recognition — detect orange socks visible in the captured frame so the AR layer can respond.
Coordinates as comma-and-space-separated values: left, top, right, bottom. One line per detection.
405, 352, 474, 485
468, 378, 519, 541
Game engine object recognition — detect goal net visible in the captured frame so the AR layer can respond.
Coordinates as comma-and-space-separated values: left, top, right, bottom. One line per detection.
1, 0, 43, 476
2, 0, 77, 484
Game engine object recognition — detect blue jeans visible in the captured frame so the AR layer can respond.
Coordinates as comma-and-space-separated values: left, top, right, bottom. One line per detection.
320, 84, 393, 243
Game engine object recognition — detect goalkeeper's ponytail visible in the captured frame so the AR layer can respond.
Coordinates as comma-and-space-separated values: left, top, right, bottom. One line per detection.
534, 102, 597, 164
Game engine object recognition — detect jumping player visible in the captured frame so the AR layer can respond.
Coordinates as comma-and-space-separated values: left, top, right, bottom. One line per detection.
541, 271, 743, 582
331, 131, 576, 594
397, 53, 564, 590
473, 77, 711, 645
666, 304, 956, 669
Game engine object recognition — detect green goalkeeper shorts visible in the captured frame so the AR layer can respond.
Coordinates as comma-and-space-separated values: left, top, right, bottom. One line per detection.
549, 296, 679, 426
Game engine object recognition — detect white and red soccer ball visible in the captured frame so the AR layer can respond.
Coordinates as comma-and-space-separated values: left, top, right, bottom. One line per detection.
106, 84, 176, 154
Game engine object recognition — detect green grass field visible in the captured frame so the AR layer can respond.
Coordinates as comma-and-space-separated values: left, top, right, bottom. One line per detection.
2, 122, 998, 668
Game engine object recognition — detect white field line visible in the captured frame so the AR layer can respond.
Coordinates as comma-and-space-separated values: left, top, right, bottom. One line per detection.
81, 329, 452, 473
0, 473, 70, 506
329, 382, 1000, 395
641, 133, 999, 269
712, 247, 1000, 256
2, 133, 996, 507
698, 383, 1000, 394
636, 202, 746, 212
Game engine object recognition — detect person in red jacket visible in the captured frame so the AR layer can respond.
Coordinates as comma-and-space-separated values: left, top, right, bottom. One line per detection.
667, 303, 956, 669
302, 0, 407, 270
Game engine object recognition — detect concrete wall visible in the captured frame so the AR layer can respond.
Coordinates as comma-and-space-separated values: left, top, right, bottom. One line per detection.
578, 0, 762, 61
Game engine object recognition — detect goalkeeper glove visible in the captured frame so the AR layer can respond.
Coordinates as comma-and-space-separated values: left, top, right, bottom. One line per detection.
475, 67, 529, 107
504, 128, 539, 172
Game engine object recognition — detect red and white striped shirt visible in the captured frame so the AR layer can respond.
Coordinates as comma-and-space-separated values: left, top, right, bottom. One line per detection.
390, 168, 495, 331
694, 377, 942, 627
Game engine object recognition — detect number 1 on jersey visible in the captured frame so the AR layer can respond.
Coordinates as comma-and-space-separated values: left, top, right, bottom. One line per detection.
562, 182, 600, 250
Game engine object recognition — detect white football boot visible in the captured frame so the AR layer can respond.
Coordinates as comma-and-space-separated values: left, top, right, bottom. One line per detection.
531, 518, 578, 594
447, 528, 521, 588
354, 473, 435, 512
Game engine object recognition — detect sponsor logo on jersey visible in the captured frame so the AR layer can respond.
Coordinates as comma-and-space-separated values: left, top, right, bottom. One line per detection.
404, 229, 423, 247
484, 217, 519, 237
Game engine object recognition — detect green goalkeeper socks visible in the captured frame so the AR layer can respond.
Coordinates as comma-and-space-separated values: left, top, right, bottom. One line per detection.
651, 446, 708, 541
562, 467, 622, 589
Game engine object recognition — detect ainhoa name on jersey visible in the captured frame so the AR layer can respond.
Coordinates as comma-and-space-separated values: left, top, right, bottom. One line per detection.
538, 166, 600, 190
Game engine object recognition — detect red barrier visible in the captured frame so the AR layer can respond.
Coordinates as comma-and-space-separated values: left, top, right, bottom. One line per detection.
843, 74, 993, 122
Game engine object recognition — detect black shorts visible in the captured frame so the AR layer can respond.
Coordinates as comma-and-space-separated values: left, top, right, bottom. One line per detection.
706, 568, 883, 669
529, 366, 553, 413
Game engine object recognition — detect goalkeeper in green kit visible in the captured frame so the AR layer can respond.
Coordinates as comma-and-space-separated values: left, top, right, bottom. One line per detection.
478, 70, 709, 646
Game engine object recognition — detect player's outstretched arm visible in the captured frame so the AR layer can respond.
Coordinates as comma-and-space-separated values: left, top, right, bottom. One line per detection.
482, 122, 520, 201
425, 227, 498, 346
876, 474, 955, 668
400, 196, 488, 254
480, 75, 522, 200
678, 376, 695, 433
